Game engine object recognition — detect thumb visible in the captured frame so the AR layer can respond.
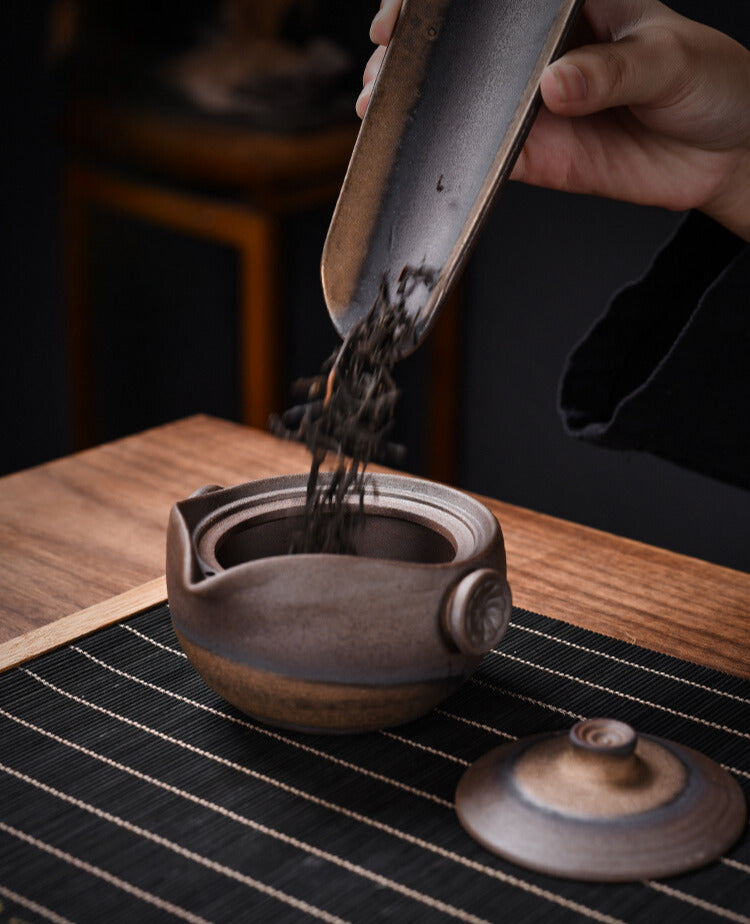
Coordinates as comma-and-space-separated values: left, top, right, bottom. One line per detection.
540, 29, 691, 116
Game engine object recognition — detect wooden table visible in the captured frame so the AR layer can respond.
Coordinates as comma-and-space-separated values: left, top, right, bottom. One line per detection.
1, 415, 748, 678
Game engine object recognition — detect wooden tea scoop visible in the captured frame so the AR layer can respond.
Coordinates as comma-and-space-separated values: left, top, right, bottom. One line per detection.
321, 0, 583, 358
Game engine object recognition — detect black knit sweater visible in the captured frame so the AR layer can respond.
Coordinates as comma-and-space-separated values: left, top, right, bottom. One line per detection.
559, 212, 749, 490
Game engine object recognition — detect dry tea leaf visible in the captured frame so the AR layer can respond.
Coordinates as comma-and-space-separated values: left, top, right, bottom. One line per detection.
272, 267, 432, 554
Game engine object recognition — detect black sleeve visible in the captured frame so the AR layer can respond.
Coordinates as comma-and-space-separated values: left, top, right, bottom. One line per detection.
558, 212, 750, 490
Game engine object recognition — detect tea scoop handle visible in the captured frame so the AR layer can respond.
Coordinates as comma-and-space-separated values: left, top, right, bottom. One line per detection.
321, 0, 584, 356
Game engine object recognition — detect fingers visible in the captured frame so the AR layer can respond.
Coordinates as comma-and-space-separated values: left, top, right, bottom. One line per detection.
355, 87, 370, 119
580, 0, 658, 43
358, 2, 402, 117
541, 0, 694, 117
370, 0, 402, 46
357, 46, 386, 117
363, 44, 386, 86
540, 24, 692, 117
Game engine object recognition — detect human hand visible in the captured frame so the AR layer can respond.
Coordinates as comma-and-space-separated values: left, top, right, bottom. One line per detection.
356, 0, 402, 119
357, 0, 750, 241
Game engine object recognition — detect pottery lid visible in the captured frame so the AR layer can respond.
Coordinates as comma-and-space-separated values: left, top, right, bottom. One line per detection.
455, 717, 746, 881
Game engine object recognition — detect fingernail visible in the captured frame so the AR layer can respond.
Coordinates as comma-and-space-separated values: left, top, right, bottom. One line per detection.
356, 85, 370, 118
370, 10, 383, 40
549, 63, 587, 102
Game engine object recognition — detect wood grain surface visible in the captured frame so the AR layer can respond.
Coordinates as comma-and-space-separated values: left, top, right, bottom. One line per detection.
0, 577, 167, 672
1, 416, 748, 677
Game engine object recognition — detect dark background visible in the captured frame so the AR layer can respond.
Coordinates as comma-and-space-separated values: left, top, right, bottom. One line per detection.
2, 1, 749, 571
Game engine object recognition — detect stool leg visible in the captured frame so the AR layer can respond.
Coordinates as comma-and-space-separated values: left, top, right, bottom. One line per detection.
63, 165, 286, 439
62, 164, 95, 449
238, 214, 282, 429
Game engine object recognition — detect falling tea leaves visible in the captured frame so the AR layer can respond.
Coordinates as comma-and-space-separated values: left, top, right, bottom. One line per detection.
272, 267, 433, 554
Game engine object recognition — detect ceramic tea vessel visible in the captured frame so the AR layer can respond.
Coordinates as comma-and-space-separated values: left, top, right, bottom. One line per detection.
166, 473, 511, 732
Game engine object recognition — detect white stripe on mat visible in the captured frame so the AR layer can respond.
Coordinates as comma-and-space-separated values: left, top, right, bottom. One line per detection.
10, 676, 626, 924
108, 630, 750, 783
5, 706, 749, 924
463, 682, 750, 783
123, 620, 750, 742
121, 625, 479, 761
380, 730, 471, 766
436, 708, 520, 739
70, 646, 452, 808
0, 820, 212, 924
0, 883, 75, 924
469, 676, 585, 722
0, 765, 347, 924
646, 880, 750, 924
15, 672, 750, 921
508, 621, 750, 705
486, 650, 750, 740
84, 634, 750, 848
0, 722, 494, 924
70, 646, 750, 803
126, 618, 750, 708
123, 623, 187, 656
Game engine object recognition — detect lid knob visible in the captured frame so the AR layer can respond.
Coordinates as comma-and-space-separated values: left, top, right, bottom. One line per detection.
569, 718, 637, 758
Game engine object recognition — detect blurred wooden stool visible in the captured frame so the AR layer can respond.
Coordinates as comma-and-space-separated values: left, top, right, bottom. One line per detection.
62, 97, 462, 482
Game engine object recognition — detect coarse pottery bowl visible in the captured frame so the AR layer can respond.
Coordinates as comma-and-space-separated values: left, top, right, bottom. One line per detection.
166, 473, 511, 732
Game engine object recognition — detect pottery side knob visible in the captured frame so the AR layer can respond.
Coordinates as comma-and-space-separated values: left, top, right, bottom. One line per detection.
444, 569, 511, 656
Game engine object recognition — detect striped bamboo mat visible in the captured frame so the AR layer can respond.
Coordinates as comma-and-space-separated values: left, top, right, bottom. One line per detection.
0, 603, 748, 924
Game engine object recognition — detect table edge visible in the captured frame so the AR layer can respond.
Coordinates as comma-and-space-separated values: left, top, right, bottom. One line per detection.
0, 576, 167, 673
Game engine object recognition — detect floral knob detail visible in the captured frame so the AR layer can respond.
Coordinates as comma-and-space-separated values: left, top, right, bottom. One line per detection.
444, 569, 511, 656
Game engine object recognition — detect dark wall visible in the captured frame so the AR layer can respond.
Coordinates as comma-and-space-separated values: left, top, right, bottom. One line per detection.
2, 1, 68, 473
2, 1, 748, 572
